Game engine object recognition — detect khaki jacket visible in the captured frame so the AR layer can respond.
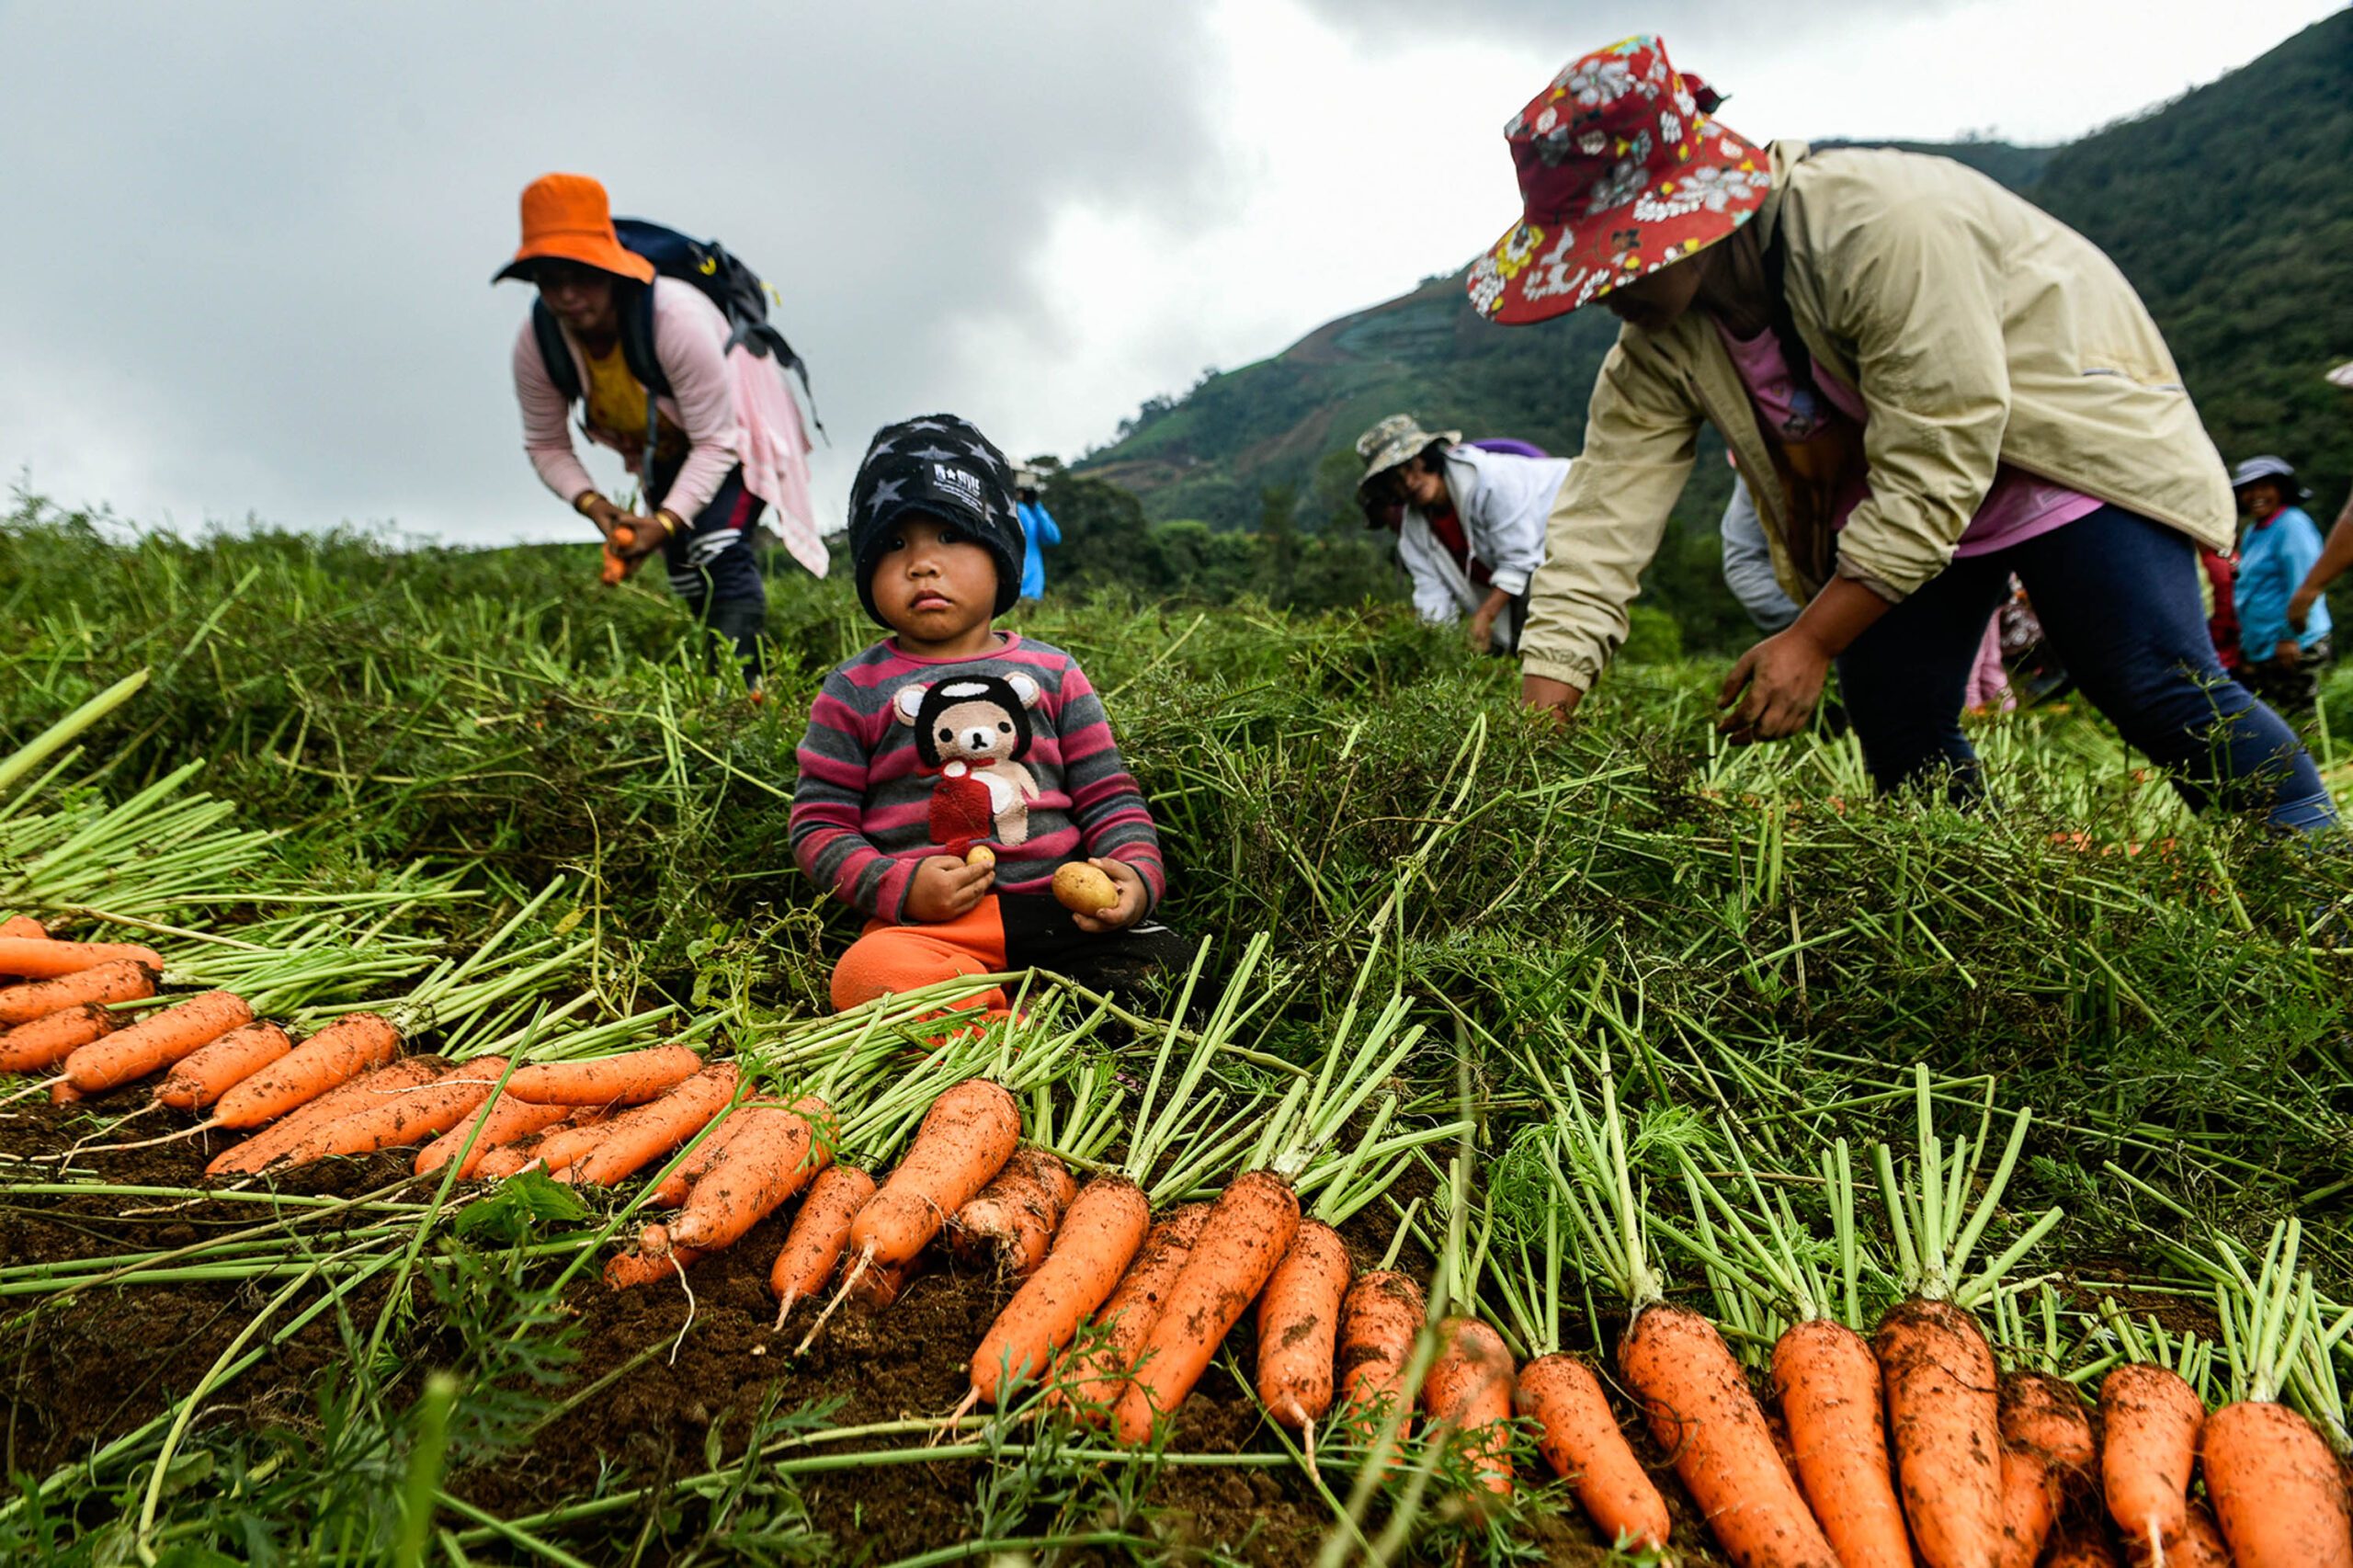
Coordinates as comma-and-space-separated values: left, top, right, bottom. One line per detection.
1519, 141, 2235, 692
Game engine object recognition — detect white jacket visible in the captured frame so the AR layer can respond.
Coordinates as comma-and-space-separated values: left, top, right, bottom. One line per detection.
1398, 446, 1569, 640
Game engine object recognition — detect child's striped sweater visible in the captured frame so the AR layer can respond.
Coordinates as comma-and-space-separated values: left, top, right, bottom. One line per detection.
790, 634, 1165, 921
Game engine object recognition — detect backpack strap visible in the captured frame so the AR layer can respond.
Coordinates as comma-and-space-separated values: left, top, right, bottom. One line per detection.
530, 300, 581, 404
618, 282, 667, 398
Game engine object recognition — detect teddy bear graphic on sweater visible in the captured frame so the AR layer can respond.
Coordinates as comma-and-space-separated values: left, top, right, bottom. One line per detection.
892, 672, 1043, 855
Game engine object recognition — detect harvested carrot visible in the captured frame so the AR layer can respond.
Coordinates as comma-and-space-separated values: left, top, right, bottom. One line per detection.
1111, 1169, 1300, 1445
65, 991, 252, 1093
1425, 1316, 1515, 1496
155, 1020, 291, 1110
649, 1095, 806, 1204
652, 1101, 766, 1206
0, 1005, 118, 1073
849, 1250, 921, 1308
1051, 1200, 1211, 1416
970, 1175, 1151, 1406
255, 1060, 507, 1169
1998, 1370, 2095, 1568
769, 1165, 876, 1326
2125, 1501, 2230, 1567
847, 1079, 1019, 1270
1518, 1353, 1670, 1552
598, 544, 628, 586
1620, 1300, 1839, 1568
1768, 1403, 1802, 1478
0, 937, 165, 982
1878, 1298, 2004, 1568
605, 1224, 708, 1289
0, 960, 158, 1028
506, 1044, 701, 1107
2201, 1397, 2353, 1566
1772, 1315, 1914, 1568
51, 1079, 82, 1104
1336, 1267, 1427, 1426
2100, 1361, 2203, 1562
950, 1145, 1076, 1278
668, 1098, 835, 1252
475, 1143, 537, 1179
523, 1120, 609, 1177
1255, 1219, 1351, 1431
214, 1013, 403, 1130
206, 1058, 447, 1176
551, 1063, 738, 1186
416, 1094, 575, 1178
0, 915, 47, 941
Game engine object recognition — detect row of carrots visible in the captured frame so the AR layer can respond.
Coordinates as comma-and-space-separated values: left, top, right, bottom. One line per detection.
586, 1057, 2353, 1568
11, 930, 2352, 1566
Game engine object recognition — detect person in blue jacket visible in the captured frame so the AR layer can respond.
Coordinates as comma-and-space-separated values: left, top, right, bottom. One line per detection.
1014, 469, 1061, 601
2232, 455, 2333, 716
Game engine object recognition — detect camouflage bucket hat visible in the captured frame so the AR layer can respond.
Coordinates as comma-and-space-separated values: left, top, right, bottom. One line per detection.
1355, 415, 1462, 493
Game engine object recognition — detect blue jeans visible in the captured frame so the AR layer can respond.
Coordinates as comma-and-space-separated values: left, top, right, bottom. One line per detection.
1835, 506, 2337, 832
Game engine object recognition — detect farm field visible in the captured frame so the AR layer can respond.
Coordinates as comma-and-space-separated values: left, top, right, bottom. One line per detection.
4, 501, 2352, 1566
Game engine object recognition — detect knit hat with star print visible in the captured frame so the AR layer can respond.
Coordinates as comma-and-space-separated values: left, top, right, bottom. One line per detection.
847, 414, 1025, 627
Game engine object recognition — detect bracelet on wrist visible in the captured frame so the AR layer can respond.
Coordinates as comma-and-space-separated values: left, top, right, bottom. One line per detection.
573, 490, 606, 518
655, 509, 685, 539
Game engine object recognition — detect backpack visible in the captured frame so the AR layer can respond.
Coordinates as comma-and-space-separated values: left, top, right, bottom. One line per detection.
529, 218, 823, 452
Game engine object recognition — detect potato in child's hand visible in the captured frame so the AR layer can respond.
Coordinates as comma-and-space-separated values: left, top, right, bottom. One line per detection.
966, 845, 995, 869
1052, 861, 1120, 916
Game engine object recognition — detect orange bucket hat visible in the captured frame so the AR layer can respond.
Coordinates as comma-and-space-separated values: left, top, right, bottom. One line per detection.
493, 173, 654, 285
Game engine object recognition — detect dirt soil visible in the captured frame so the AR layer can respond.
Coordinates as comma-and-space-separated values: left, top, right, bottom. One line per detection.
0, 1096, 1715, 1565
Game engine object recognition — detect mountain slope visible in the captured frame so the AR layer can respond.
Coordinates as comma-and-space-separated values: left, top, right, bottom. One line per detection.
1081, 12, 2352, 535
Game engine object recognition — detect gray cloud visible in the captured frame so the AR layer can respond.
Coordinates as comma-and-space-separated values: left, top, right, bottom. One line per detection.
0, 1, 1226, 544
1290, 1, 1976, 55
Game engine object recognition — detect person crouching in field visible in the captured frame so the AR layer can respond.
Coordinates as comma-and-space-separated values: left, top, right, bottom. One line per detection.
1476, 36, 2336, 834
1354, 416, 1563, 653
497, 173, 802, 687
790, 415, 1188, 1015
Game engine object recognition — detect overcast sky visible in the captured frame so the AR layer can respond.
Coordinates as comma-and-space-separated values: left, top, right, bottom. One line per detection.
2, 0, 2339, 550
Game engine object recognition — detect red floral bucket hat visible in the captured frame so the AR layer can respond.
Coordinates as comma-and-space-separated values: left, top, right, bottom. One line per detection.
1466, 36, 1771, 325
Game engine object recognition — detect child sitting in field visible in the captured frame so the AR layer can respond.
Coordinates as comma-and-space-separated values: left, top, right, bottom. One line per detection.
790, 415, 1186, 1012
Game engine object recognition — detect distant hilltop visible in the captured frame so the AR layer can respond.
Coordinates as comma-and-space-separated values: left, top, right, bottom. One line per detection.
1079, 10, 2353, 539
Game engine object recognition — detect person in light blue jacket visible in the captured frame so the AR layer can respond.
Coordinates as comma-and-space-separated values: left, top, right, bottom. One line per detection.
2232, 455, 2333, 715
1015, 470, 1061, 601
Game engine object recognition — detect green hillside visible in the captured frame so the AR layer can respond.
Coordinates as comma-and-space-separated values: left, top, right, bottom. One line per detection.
1079, 12, 2353, 584
2030, 9, 2353, 494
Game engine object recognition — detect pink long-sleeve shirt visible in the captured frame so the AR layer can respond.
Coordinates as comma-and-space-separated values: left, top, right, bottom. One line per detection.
511, 278, 744, 522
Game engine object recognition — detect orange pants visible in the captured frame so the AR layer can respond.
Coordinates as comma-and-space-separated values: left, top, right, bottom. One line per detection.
830, 896, 1010, 1015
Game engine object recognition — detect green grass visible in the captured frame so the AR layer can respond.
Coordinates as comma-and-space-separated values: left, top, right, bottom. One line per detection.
3, 492, 2350, 1565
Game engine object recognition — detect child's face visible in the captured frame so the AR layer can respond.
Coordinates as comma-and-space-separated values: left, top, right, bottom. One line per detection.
871, 514, 999, 653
